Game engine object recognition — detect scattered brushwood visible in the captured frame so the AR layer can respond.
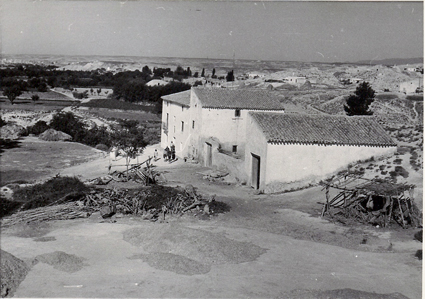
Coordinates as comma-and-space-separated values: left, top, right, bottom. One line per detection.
105, 157, 160, 185
1, 202, 91, 227
82, 184, 227, 220
321, 174, 422, 229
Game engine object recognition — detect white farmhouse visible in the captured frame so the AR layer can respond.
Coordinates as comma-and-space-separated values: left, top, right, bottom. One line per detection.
146, 79, 167, 87
161, 88, 397, 193
284, 76, 307, 85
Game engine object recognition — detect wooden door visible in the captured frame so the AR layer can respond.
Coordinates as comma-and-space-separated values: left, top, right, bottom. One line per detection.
206, 142, 212, 167
251, 154, 260, 189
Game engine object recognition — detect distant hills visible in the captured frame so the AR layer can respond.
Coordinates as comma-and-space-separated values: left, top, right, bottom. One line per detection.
356, 57, 423, 66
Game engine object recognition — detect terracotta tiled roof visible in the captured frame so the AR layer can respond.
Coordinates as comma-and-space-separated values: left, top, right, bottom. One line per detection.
193, 88, 284, 110
161, 90, 191, 107
250, 112, 396, 146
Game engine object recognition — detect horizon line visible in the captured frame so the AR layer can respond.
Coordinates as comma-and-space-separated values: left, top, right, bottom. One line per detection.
1, 53, 423, 65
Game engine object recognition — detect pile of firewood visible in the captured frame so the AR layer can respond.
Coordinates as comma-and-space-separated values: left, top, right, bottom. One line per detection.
1, 203, 91, 227
82, 184, 216, 220
1, 184, 223, 226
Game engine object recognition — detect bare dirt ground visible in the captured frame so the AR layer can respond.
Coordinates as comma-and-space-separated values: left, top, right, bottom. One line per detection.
0, 137, 104, 185
1, 143, 422, 298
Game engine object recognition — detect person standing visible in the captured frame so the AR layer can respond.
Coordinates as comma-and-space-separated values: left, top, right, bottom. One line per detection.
170, 142, 176, 161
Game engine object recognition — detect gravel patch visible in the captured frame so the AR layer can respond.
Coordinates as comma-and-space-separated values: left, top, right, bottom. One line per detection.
129, 252, 211, 275
34, 251, 86, 273
33, 236, 56, 242
279, 288, 409, 299
123, 224, 266, 265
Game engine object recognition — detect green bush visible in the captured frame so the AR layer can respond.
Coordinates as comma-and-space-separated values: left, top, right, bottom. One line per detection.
406, 95, 423, 101
393, 158, 402, 165
0, 117, 6, 127
389, 166, 409, 179
0, 197, 22, 218
95, 144, 109, 151
375, 94, 399, 100
49, 112, 113, 147
22, 120, 49, 136
12, 176, 89, 211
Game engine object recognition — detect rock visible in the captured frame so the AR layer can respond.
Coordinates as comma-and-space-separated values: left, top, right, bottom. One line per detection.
39, 129, 72, 141
204, 204, 210, 214
0, 124, 25, 140
100, 205, 116, 219
0, 186, 14, 199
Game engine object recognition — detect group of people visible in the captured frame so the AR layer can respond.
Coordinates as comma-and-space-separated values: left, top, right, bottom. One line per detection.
163, 142, 176, 162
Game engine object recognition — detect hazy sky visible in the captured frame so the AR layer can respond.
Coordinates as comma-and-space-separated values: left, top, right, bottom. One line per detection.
1, 1, 423, 62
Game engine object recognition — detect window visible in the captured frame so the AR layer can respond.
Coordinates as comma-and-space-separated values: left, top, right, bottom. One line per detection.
192, 120, 195, 129
235, 109, 241, 117
181, 121, 184, 132
232, 145, 238, 153
173, 125, 176, 133
182, 106, 184, 112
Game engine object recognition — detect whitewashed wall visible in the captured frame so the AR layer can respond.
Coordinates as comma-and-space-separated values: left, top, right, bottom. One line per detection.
160, 100, 191, 158
265, 143, 397, 185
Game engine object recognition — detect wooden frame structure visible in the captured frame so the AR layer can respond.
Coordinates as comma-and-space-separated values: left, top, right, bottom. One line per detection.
320, 173, 421, 228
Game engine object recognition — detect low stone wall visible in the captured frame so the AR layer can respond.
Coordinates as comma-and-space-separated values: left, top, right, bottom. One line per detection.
213, 151, 248, 184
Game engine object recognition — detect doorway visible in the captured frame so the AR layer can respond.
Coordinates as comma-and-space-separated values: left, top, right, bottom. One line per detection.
251, 153, 260, 189
205, 142, 212, 167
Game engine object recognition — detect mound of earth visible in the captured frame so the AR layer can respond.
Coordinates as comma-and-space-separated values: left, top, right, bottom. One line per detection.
38, 129, 72, 141
0, 250, 30, 298
123, 224, 266, 274
281, 288, 409, 299
129, 252, 211, 275
33, 251, 86, 273
0, 124, 25, 140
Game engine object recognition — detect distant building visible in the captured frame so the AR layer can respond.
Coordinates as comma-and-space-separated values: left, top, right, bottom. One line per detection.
399, 78, 423, 94
146, 79, 167, 87
284, 76, 307, 85
404, 67, 416, 72
349, 78, 362, 84
248, 73, 265, 79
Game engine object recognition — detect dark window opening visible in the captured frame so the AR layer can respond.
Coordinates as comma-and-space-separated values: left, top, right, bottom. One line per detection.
235, 109, 241, 117
181, 121, 184, 132
192, 120, 195, 129
232, 145, 238, 153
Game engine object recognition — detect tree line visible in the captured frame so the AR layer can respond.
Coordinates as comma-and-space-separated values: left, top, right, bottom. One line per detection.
1, 64, 193, 109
